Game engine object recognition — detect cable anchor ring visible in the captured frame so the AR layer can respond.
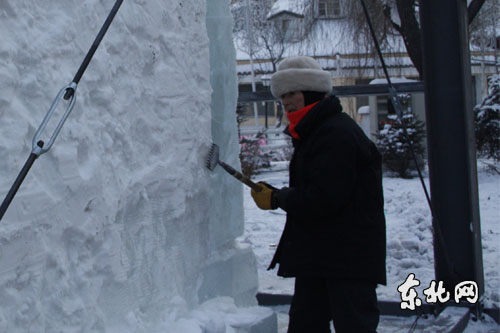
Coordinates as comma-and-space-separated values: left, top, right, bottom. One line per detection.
32, 82, 78, 156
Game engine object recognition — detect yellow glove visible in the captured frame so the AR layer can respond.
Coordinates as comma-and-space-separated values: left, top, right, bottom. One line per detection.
251, 182, 276, 210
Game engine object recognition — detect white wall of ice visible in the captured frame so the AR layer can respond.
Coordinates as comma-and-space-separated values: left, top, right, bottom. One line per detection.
199, 0, 259, 308
206, 0, 245, 251
0, 0, 263, 331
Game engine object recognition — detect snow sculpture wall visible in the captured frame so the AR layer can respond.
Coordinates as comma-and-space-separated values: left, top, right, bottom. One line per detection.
0, 0, 264, 331
198, 0, 259, 308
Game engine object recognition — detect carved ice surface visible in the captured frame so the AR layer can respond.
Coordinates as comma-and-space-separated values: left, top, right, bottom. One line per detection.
0, 0, 274, 331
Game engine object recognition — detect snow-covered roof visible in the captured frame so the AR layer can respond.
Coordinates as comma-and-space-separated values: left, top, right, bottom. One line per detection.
267, 0, 306, 19
357, 105, 370, 114
369, 77, 418, 85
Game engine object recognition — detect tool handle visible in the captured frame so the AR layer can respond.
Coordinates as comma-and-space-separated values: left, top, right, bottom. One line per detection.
0, 145, 42, 221
218, 161, 262, 192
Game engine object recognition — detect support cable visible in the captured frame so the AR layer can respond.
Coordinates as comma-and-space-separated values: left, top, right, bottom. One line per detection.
0, 0, 124, 221
64, 0, 124, 100
359, 0, 432, 211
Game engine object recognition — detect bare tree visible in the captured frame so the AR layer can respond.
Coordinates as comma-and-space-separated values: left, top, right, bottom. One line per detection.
231, 0, 266, 63
341, 0, 400, 78
385, 0, 423, 78
342, 0, 489, 80
232, 0, 272, 125
468, 0, 488, 25
259, 18, 288, 72
469, 0, 500, 100
232, 0, 315, 73
469, 0, 499, 55
232, 0, 282, 73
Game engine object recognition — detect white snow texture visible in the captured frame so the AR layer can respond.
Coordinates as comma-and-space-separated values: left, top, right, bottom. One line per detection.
0, 0, 263, 332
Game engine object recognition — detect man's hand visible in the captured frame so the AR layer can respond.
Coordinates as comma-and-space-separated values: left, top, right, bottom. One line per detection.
251, 182, 278, 210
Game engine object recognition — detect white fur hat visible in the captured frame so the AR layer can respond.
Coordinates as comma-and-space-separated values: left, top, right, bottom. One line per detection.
271, 56, 332, 99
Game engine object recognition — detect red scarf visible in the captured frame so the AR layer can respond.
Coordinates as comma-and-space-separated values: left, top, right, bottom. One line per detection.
286, 102, 319, 139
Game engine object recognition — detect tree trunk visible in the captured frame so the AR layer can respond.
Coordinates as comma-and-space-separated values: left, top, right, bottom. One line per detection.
468, 0, 486, 24
391, 0, 486, 80
395, 0, 423, 79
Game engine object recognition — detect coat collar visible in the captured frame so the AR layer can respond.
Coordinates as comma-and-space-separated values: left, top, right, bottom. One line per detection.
283, 95, 343, 140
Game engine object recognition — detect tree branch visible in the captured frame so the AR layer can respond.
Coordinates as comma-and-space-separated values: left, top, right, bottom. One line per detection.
383, 4, 403, 34
395, 0, 424, 79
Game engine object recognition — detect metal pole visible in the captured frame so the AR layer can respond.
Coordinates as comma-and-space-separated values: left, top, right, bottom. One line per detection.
265, 102, 268, 129
420, 0, 484, 309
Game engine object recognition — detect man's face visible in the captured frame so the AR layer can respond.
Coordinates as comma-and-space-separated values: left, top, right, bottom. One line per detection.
281, 91, 305, 113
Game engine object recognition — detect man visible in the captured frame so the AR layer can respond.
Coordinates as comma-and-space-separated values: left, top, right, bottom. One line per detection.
250, 56, 386, 332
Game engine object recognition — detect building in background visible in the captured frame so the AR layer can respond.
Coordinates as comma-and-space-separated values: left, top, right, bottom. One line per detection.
232, 0, 499, 136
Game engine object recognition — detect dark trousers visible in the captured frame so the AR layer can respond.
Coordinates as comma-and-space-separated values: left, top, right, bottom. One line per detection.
288, 277, 379, 333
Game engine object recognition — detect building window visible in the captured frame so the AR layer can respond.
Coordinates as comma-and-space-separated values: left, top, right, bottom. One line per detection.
282, 19, 290, 32
318, 0, 341, 17
279, 18, 300, 42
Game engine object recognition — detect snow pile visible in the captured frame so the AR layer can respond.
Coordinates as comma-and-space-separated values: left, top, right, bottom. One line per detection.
0, 0, 272, 332
377, 177, 435, 301
475, 167, 500, 309
124, 297, 276, 333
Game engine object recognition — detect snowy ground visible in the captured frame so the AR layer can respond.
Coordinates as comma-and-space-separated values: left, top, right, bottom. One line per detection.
239, 159, 500, 332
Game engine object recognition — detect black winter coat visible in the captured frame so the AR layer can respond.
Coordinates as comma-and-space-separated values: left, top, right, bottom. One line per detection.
270, 96, 387, 285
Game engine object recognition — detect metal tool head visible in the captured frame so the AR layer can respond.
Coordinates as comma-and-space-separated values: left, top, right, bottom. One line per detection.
206, 143, 220, 171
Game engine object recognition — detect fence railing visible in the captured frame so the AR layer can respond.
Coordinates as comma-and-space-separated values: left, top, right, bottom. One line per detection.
237, 82, 425, 103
